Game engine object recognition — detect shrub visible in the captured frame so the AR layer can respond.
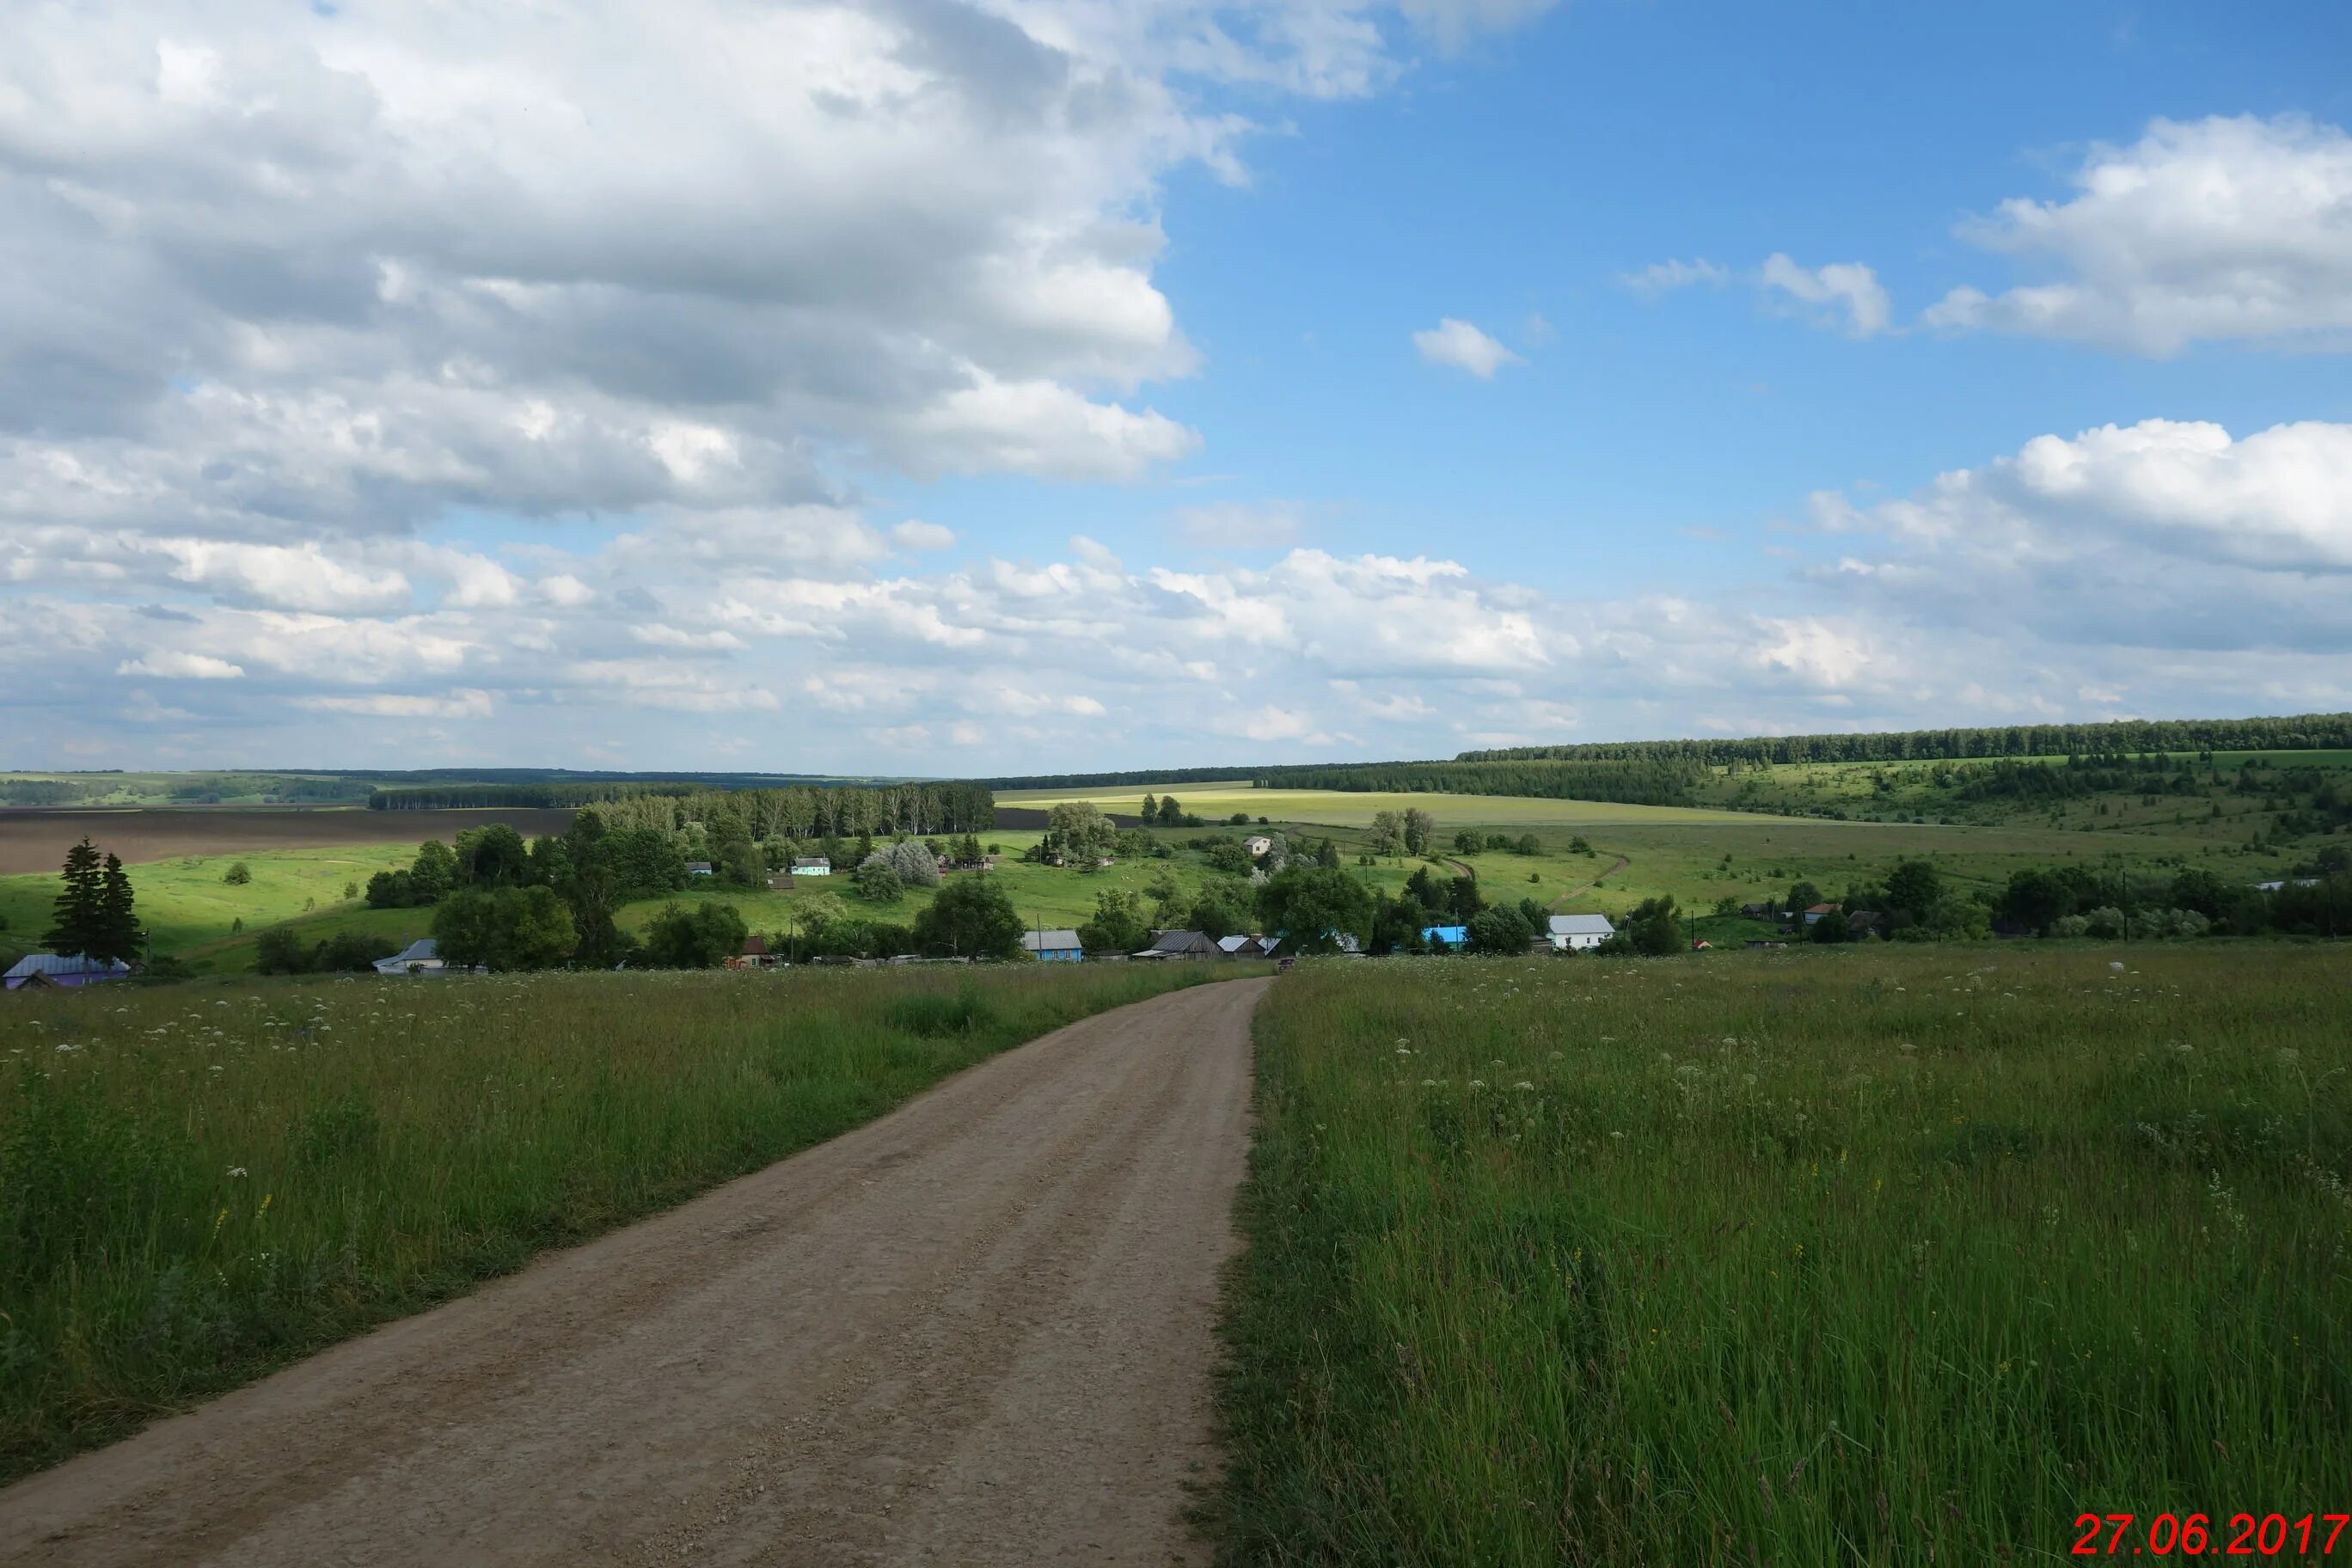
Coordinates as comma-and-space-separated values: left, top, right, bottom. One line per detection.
640, 902, 748, 969
222, 862, 252, 886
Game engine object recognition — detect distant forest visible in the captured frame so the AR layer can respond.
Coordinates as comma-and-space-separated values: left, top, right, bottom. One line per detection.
1456, 712, 2352, 767
981, 712, 2352, 812
372, 780, 995, 836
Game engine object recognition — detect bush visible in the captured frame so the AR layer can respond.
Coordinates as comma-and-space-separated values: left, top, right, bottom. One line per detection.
913, 878, 1025, 959
253, 926, 309, 975
1465, 906, 1534, 955
853, 858, 903, 903
640, 902, 749, 969
429, 887, 578, 971
222, 862, 252, 886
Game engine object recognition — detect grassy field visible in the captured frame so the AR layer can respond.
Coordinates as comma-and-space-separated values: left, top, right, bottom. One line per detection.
0, 960, 1257, 1479
998, 785, 1761, 829
71, 827, 1266, 972
1216, 945, 2352, 1565
0, 784, 2314, 977
0, 843, 427, 963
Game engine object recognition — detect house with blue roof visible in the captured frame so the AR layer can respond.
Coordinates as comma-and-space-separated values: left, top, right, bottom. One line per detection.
1420, 924, 1467, 951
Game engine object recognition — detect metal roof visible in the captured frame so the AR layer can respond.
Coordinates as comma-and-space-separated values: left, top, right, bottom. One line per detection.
3, 953, 132, 980
1020, 928, 1083, 951
1547, 914, 1615, 935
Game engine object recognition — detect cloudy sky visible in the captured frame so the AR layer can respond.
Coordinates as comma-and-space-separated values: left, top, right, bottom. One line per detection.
4, 1, 2349, 773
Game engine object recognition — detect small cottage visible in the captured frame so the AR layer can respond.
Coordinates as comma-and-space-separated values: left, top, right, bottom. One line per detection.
1546, 914, 1615, 952
1138, 930, 1218, 959
371, 939, 445, 977
791, 856, 832, 877
3, 953, 132, 991
1020, 928, 1085, 962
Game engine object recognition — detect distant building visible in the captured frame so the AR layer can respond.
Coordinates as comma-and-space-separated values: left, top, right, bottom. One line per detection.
1801, 902, 1839, 926
766, 873, 794, 891
371, 939, 445, 977
1021, 928, 1085, 962
2256, 879, 2321, 891
3, 953, 132, 991
1244, 836, 1273, 857
1740, 902, 1773, 919
1216, 934, 1281, 959
791, 856, 832, 877
685, 861, 714, 878
1547, 914, 1615, 952
1138, 930, 1218, 959
728, 934, 774, 970
1420, 924, 1468, 951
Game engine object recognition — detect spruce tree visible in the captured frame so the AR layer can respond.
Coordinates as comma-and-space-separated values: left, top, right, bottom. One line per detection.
43, 837, 104, 959
95, 853, 141, 966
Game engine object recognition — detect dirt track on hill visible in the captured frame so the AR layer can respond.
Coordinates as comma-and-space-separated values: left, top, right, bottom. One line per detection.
0, 976, 1268, 1567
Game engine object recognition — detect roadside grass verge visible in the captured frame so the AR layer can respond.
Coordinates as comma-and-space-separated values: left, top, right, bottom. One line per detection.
0, 960, 1254, 1479
1213, 946, 2351, 1565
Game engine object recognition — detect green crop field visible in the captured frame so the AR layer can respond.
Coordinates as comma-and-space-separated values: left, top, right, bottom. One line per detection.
0, 960, 1254, 1479
998, 784, 1762, 829
1213, 945, 2352, 1565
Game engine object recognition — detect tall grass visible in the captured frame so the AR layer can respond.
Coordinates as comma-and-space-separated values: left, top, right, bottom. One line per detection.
1216, 946, 2352, 1565
0, 961, 1246, 1479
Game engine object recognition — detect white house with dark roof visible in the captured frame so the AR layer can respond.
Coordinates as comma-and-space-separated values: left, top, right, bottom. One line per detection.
1547, 914, 1615, 952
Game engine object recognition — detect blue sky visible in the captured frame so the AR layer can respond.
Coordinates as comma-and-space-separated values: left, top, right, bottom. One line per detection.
3, 0, 2351, 771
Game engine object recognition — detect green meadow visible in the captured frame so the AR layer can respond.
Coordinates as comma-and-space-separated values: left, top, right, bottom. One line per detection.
0, 844, 420, 966
0, 960, 1253, 1479
998, 784, 1760, 829
1214, 945, 2352, 1565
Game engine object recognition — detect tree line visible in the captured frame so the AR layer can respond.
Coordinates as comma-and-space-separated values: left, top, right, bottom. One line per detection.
364, 779, 994, 833
1456, 711, 2352, 767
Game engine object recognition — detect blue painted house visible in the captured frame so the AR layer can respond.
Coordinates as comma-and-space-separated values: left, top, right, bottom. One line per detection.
1421, 924, 1468, 951
1020, 928, 1084, 962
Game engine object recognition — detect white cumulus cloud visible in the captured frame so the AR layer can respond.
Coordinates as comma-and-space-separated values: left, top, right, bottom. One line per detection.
1923, 115, 2352, 355
1412, 318, 1525, 377
1760, 254, 1893, 338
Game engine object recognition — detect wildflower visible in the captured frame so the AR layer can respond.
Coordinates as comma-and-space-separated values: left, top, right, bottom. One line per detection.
227, 1167, 247, 1178
1513, 1081, 1534, 1091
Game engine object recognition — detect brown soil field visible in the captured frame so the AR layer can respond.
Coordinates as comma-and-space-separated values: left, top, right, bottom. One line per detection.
0, 807, 576, 875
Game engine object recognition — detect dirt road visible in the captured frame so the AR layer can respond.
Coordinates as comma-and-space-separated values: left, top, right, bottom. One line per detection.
0, 977, 1270, 1567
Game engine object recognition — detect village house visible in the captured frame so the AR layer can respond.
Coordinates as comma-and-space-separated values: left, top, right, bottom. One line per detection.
685, 861, 714, 878
1020, 928, 1085, 962
3, 953, 132, 991
1547, 913, 1615, 952
791, 855, 832, 878
1138, 930, 1218, 959
371, 939, 446, 977
1421, 924, 1468, 951
1244, 835, 1273, 857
